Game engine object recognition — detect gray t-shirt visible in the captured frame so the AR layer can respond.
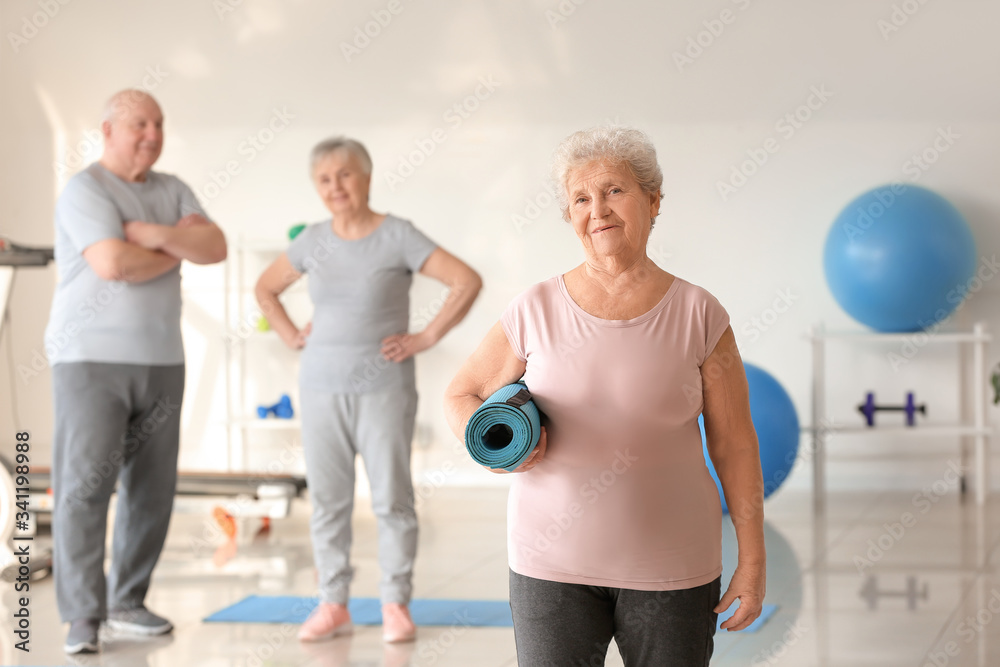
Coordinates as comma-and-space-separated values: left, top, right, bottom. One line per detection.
286, 215, 437, 394
44, 162, 206, 366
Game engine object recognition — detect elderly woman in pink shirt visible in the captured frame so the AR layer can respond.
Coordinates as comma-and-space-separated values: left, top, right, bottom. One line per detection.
445, 127, 765, 666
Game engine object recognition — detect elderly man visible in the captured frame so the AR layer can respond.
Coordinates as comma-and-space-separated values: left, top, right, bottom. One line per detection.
44, 89, 226, 655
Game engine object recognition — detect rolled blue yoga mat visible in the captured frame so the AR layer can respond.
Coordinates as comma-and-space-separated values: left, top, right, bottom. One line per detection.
465, 382, 541, 471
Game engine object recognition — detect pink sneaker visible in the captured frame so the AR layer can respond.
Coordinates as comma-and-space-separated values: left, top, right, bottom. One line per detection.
298, 602, 353, 642
382, 603, 416, 643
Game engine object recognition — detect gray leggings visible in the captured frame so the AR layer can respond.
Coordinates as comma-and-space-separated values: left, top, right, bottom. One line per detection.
509, 569, 721, 666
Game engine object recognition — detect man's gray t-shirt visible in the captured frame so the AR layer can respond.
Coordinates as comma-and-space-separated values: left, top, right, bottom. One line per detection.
44, 162, 206, 366
286, 215, 437, 394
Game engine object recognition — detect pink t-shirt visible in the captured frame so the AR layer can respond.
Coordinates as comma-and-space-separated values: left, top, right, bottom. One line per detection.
500, 274, 730, 591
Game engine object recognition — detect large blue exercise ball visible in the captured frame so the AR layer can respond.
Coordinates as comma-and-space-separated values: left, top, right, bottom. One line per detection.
823, 184, 977, 333
701, 363, 799, 515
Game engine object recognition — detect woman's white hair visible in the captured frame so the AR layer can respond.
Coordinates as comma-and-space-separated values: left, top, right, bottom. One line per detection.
551, 126, 663, 227
310, 137, 373, 175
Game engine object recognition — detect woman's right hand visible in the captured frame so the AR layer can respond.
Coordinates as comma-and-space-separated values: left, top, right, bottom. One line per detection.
282, 322, 311, 350
485, 426, 548, 475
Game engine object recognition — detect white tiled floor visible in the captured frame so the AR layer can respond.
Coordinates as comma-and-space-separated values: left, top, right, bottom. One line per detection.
1, 485, 998, 666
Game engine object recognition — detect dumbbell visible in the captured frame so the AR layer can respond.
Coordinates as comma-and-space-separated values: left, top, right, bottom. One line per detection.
257, 394, 294, 419
857, 391, 926, 427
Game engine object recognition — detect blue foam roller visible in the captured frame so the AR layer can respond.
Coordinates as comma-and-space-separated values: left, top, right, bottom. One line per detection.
465, 383, 541, 471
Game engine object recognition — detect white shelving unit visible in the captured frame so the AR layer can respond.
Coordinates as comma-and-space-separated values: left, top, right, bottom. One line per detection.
223, 237, 305, 471
805, 321, 993, 511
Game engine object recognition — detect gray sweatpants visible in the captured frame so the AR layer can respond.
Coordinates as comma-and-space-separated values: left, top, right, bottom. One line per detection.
300, 387, 419, 606
52, 362, 185, 623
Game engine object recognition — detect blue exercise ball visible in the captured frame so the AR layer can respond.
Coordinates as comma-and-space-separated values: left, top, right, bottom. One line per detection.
823, 184, 977, 333
701, 363, 799, 515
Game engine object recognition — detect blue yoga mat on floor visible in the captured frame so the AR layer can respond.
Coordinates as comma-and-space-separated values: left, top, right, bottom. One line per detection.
205, 596, 778, 633
465, 382, 541, 471
204, 596, 514, 627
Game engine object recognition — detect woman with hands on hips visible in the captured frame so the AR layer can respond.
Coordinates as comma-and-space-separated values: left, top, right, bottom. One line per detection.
255, 137, 481, 644
444, 127, 765, 666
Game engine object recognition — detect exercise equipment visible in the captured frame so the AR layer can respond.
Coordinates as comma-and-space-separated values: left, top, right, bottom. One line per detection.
257, 394, 294, 419
0, 239, 54, 582
0, 237, 54, 267
701, 363, 800, 514
0, 455, 54, 583
19, 467, 307, 522
288, 223, 307, 240
823, 184, 976, 332
206, 596, 516, 627
465, 382, 541, 471
213, 505, 270, 541
0, 455, 24, 581
857, 391, 926, 426
859, 574, 928, 611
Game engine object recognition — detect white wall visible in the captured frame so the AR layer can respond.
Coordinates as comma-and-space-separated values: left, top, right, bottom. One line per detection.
1, 0, 999, 496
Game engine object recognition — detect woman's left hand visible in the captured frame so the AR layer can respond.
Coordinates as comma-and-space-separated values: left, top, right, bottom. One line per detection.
381, 330, 436, 362
714, 560, 766, 631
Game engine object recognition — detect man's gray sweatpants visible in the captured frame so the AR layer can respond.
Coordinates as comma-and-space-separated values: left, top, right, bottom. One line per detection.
52, 362, 184, 623
300, 387, 419, 606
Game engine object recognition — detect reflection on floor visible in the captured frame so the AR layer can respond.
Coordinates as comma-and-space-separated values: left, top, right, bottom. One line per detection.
1, 485, 998, 666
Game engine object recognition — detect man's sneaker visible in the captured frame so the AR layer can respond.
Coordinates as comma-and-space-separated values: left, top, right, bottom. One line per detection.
64, 618, 100, 654
106, 607, 173, 636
